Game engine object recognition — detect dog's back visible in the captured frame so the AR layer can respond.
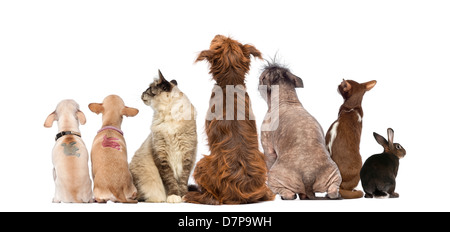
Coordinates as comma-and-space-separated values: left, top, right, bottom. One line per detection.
184, 35, 274, 204
91, 128, 137, 203
45, 99, 93, 203
89, 95, 139, 203
259, 64, 341, 199
271, 103, 341, 199
53, 135, 92, 203
197, 93, 273, 204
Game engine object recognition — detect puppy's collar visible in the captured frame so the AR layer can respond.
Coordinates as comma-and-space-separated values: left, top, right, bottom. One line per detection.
55, 131, 81, 141
97, 126, 124, 136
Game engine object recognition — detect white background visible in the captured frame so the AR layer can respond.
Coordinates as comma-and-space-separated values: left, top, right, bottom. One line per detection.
1, 0, 449, 212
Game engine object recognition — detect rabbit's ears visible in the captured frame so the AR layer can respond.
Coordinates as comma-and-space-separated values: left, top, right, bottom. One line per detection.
373, 128, 394, 152
387, 128, 394, 144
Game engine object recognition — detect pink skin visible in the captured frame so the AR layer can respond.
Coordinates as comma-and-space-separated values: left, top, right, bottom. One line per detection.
102, 135, 121, 150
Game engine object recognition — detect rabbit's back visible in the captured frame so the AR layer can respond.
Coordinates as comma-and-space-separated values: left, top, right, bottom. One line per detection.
360, 153, 399, 195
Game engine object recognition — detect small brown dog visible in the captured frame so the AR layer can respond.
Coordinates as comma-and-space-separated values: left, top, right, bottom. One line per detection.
89, 95, 139, 203
325, 79, 376, 199
183, 35, 275, 204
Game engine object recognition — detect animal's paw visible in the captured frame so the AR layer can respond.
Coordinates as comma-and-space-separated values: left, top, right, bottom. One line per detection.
326, 184, 341, 199
279, 190, 297, 200
389, 192, 399, 198
167, 194, 182, 203
326, 189, 340, 199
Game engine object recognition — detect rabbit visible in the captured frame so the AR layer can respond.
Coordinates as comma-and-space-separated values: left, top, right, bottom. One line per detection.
360, 128, 406, 198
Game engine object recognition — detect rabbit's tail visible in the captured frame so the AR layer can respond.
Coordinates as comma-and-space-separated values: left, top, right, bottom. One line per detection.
373, 190, 389, 199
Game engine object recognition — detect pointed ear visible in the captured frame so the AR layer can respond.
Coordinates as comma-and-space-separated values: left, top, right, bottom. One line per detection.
242, 44, 262, 60
286, 71, 304, 88
44, 111, 56, 128
364, 80, 377, 91
88, 103, 104, 115
158, 69, 168, 83
195, 50, 214, 63
340, 79, 352, 92
374, 132, 389, 151
259, 69, 270, 87
76, 110, 87, 125
387, 128, 394, 146
122, 107, 139, 117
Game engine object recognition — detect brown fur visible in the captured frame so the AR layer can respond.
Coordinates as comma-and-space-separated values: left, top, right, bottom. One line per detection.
183, 35, 275, 204
89, 95, 139, 203
325, 79, 376, 199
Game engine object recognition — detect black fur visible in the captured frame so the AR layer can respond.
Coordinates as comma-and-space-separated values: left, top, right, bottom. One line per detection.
142, 70, 177, 99
360, 153, 399, 198
360, 128, 406, 198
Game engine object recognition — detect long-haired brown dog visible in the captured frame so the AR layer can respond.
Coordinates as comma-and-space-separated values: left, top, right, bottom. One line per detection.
183, 35, 275, 204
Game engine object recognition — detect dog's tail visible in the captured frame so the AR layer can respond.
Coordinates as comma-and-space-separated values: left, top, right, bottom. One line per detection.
183, 185, 221, 205
339, 188, 364, 199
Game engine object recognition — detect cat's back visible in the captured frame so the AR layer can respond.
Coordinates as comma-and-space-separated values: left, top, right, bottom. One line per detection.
130, 134, 154, 174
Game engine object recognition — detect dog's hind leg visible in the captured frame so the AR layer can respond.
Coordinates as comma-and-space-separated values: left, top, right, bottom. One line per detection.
279, 189, 297, 200
258, 187, 276, 202
52, 168, 61, 203
261, 132, 277, 170
93, 185, 112, 203
267, 175, 296, 200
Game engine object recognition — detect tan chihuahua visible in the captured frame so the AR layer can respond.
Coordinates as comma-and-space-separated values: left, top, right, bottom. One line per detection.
89, 95, 139, 203
44, 99, 93, 203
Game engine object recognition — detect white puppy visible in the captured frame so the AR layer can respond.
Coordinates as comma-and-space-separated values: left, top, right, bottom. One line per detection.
44, 99, 93, 203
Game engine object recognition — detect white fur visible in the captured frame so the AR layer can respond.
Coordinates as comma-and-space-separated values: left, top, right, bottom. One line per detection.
151, 86, 196, 122
356, 111, 362, 122
152, 86, 196, 181
327, 121, 339, 156
167, 194, 182, 203
343, 109, 362, 122
46, 100, 93, 203
374, 193, 390, 199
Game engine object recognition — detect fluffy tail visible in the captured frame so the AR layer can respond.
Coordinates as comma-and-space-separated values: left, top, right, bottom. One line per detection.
339, 188, 364, 199
183, 185, 221, 205
373, 190, 389, 199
